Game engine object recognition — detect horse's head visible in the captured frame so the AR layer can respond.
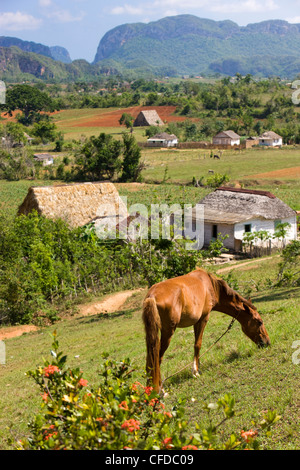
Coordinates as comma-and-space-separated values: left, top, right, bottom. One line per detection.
215, 278, 270, 347
240, 301, 270, 347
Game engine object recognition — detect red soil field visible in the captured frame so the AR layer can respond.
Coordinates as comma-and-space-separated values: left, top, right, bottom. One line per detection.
71, 106, 187, 128
249, 167, 300, 179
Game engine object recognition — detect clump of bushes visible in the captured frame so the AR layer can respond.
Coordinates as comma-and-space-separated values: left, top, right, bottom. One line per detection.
19, 333, 280, 450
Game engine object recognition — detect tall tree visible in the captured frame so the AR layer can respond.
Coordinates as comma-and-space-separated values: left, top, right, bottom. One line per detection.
120, 133, 142, 182
76, 132, 122, 180
5, 84, 55, 125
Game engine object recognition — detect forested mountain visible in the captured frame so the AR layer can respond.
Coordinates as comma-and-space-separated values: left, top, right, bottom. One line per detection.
0, 36, 71, 63
94, 15, 300, 77
2, 15, 300, 82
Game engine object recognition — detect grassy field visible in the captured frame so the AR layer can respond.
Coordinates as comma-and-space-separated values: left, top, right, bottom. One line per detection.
0, 256, 299, 450
0, 108, 300, 450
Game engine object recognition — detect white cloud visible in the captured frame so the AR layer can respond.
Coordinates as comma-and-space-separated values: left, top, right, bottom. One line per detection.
111, 0, 279, 17
46, 9, 86, 23
39, 0, 53, 6
210, 0, 279, 13
111, 4, 145, 16
0, 11, 42, 31
286, 16, 300, 24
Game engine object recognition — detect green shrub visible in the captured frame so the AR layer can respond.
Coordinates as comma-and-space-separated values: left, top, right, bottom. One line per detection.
19, 333, 280, 450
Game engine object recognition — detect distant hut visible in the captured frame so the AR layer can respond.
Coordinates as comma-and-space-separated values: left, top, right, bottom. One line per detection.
213, 130, 240, 146
18, 182, 128, 229
195, 187, 297, 252
147, 132, 178, 148
133, 110, 164, 127
258, 131, 282, 147
33, 153, 54, 166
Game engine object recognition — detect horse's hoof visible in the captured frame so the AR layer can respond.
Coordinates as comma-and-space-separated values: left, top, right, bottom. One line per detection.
159, 388, 168, 398
192, 370, 201, 378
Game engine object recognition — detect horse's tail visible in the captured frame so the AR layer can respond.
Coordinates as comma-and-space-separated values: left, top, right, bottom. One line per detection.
142, 297, 161, 393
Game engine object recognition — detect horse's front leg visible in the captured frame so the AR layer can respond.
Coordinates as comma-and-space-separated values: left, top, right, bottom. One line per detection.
193, 315, 209, 377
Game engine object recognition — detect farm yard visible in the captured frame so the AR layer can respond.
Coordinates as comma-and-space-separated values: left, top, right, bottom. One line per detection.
0, 80, 300, 450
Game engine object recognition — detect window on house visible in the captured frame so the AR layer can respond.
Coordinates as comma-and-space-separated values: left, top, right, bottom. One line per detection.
212, 224, 218, 238
274, 219, 282, 229
244, 224, 252, 233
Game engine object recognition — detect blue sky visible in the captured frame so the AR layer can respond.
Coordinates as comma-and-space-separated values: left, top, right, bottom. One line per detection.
1, 0, 300, 62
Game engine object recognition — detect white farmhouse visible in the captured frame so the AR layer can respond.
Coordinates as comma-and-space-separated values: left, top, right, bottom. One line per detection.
198, 187, 297, 252
147, 132, 178, 148
258, 131, 282, 147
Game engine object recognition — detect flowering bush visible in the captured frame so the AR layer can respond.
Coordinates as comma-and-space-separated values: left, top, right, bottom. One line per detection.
19, 332, 280, 450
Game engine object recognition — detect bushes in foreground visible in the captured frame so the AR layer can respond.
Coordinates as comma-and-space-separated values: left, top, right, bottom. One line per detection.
19, 333, 280, 450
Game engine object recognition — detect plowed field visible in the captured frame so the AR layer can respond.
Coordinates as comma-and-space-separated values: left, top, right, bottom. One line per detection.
249, 166, 300, 179
70, 106, 186, 127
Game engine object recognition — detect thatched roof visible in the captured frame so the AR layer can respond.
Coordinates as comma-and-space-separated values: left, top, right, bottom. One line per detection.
214, 130, 240, 140
133, 110, 164, 127
18, 182, 128, 228
259, 131, 282, 140
148, 132, 177, 141
199, 187, 295, 221
33, 153, 54, 161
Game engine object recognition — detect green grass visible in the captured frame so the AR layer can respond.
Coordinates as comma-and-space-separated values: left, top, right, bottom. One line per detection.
0, 179, 58, 221
0, 259, 299, 449
142, 146, 300, 183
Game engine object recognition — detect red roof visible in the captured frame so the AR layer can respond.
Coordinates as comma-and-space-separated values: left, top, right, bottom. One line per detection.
216, 187, 276, 199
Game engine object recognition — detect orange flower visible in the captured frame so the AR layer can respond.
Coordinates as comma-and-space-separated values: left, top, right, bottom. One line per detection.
240, 429, 258, 443
42, 392, 49, 402
121, 419, 140, 432
182, 445, 198, 450
119, 400, 129, 410
144, 385, 153, 395
78, 378, 88, 387
43, 365, 60, 377
162, 437, 173, 449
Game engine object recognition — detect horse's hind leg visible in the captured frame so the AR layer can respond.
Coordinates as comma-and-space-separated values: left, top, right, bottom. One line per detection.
159, 326, 175, 365
193, 315, 209, 377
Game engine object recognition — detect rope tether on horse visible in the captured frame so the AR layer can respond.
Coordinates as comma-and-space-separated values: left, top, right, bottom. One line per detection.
161, 316, 237, 390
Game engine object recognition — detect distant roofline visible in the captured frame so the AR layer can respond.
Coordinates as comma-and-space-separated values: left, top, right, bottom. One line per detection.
216, 187, 277, 199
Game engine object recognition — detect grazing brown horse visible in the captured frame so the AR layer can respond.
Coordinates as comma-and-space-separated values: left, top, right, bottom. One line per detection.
142, 268, 270, 393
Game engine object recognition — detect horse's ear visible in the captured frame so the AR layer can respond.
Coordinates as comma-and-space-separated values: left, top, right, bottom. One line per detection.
248, 297, 252, 302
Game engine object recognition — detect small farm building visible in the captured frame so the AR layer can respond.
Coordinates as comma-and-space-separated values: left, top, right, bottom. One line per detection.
18, 182, 128, 229
212, 130, 240, 146
33, 153, 54, 166
147, 132, 178, 148
258, 131, 282, 147
133, 110, 164, 127
196, 187, 297, 252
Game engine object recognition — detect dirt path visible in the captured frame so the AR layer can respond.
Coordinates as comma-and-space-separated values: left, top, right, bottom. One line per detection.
216, 256, 278, 274
77, 289, 143, 316
0, 325, 39, 341
0, 289, 143, 341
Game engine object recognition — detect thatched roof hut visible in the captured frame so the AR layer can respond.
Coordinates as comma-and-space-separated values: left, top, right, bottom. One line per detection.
133, 110, 164, 127
198, 187, 297, 251
200, 187, 295, 220
18, 182, 128, 228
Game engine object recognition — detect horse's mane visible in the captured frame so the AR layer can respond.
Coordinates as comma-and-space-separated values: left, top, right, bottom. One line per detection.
206, 271, 256, 311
